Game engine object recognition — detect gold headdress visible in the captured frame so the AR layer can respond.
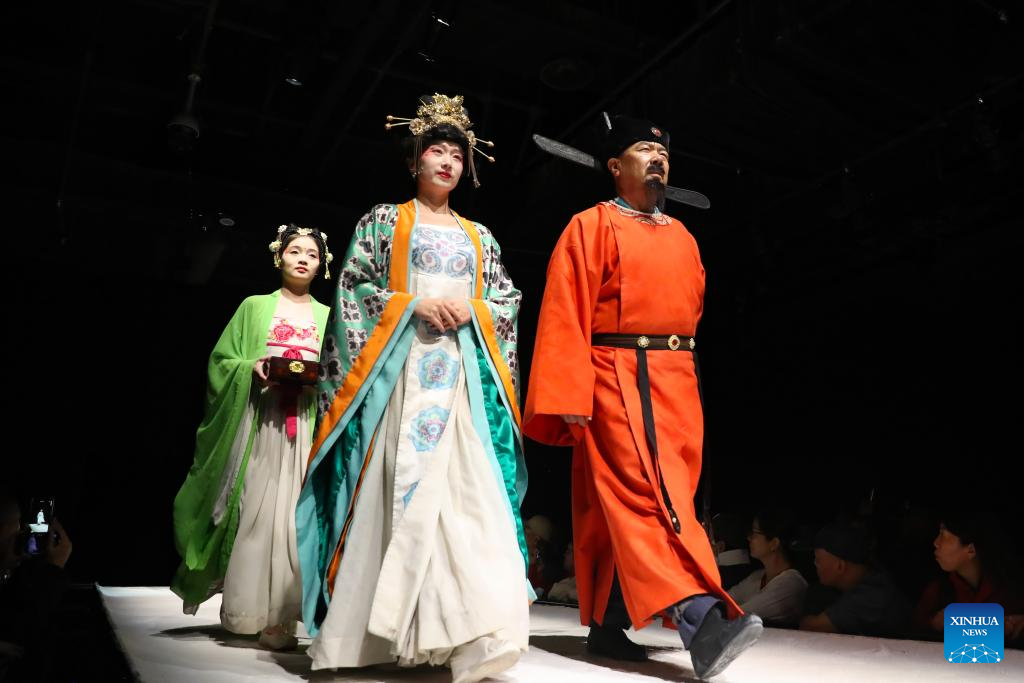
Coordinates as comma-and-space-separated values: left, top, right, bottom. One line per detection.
269, 224, 334, 279
385, 93, 495, 188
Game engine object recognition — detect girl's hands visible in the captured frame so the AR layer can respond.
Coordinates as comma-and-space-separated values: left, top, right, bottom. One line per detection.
253, 355, 271, 385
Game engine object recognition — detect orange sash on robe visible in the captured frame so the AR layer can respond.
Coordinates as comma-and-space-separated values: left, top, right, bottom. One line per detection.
524, 202, 741, 629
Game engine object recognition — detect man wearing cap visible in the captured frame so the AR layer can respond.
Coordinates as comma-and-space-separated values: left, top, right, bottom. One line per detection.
802, 523, 911, 638
524, 116, 762, 679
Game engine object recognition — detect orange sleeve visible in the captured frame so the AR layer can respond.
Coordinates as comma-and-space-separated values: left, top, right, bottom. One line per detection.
524, 214, 602, 446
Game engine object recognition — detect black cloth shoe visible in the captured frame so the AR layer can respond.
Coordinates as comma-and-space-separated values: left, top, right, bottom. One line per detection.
586, 622, 648, 662
688, 608, 763, 679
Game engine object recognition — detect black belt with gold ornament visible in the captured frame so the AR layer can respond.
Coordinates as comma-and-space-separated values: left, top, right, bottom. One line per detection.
590, 333, 706, 535
591, 333, 695, 352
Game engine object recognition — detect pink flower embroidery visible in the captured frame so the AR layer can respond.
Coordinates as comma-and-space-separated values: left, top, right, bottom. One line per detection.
296, 326, 313, 340
272, 321, 296, 342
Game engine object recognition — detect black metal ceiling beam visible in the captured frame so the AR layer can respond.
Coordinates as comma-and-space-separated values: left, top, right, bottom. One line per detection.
551, 0, 736, 143
294, 0, 401, 153
772, 39, 930, 120
316, 3, 434, 175
748, 69, 1024, 237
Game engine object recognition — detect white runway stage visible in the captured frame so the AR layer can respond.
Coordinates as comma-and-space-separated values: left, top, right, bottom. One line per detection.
99, 586, 1022, 682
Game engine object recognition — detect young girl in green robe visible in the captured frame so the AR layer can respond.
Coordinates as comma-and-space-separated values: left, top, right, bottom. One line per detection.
172, 225, 331, 650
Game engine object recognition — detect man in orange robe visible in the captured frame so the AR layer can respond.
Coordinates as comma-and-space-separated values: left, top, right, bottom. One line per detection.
524, 116, 762, 679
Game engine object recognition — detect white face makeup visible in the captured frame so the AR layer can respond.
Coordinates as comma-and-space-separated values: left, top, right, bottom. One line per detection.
417, 140, 465, 192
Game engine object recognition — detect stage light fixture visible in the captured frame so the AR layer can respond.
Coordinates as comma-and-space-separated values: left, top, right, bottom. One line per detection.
282, 35, 317, 88
168, 73, 202, 155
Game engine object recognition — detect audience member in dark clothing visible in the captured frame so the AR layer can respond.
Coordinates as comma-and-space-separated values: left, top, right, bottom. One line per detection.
0, 492, 73, 681
880, 503, 943, 608
800, 522, 910, 638
913, 509, 1024, 644
712, 512, 753, 591
525, 515, 565, 599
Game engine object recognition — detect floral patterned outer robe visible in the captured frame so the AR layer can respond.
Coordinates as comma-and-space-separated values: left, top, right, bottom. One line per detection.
296, 200, 526, 635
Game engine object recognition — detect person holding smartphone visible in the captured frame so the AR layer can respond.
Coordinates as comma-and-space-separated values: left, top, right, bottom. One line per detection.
1, 491, 72, 679
172, 226, 331, 650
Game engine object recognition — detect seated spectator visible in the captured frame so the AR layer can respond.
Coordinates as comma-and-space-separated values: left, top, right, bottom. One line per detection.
913, 508, 1024, 644
525, 515, 559, 598
800, 522, 910, 638
712, 512, 753, 591
0, 491, 73, 682
729, 509, 807, 627
547, 541, 578, 604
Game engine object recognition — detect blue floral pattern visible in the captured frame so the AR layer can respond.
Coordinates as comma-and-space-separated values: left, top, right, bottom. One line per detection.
402, 481, 419, 508
411, 226, 474, 279
418, 349, 459, 390
408, 406, 451, 452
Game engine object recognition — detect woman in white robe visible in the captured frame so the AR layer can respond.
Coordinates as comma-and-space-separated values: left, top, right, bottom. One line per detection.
297, 95, 530, 683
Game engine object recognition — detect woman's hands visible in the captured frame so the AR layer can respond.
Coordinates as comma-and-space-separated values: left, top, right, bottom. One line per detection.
414, 298, 471, 332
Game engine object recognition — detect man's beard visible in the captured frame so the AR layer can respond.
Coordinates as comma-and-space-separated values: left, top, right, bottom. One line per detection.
644, 177, 666, 212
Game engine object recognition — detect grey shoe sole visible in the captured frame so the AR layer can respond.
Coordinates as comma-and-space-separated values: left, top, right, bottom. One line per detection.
695, 619, 763, 679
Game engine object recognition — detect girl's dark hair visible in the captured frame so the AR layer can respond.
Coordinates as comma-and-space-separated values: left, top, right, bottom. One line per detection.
401, 123, 470, 167
756, 508, 800, 564
277, 225, 327, 272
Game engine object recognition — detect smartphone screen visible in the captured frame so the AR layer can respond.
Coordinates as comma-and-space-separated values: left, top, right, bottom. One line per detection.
28, 497, 55, 534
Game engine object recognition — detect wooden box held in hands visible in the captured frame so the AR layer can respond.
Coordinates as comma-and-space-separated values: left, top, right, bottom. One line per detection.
267, 357, 320, 385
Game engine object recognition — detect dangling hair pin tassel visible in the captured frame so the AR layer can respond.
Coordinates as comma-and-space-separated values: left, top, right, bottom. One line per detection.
384, 115, 414, 131
472, 146, 496, 163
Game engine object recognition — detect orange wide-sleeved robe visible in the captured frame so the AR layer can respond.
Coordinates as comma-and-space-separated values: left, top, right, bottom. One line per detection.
524, 201, 740, 629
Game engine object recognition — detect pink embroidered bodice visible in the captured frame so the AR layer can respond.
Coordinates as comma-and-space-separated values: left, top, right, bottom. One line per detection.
263, 315, 319, 441
265, 316, 320, 361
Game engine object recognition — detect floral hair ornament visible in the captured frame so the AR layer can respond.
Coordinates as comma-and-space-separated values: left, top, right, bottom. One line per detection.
385, 93, 495, 188
268, 223, 334, 279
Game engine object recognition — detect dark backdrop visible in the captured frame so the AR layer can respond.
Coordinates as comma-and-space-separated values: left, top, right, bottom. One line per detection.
3, 0, 1022, 586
